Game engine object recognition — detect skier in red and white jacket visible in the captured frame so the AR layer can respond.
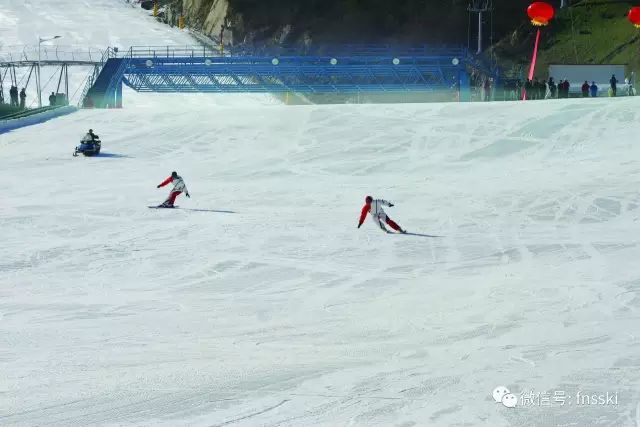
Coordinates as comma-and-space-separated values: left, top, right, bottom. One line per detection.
156, 171, 190, 208
357, 196, 406, 233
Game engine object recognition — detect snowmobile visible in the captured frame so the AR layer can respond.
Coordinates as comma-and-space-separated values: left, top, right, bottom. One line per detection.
73, 135, 101, 157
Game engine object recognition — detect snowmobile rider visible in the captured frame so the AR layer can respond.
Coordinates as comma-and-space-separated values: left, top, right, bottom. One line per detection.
357, 196, 406, 233
85, 129, 99, 142
156, 171, 190, 208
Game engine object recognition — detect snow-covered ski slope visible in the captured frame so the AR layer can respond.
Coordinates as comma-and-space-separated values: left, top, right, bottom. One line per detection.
2, 95, 640, 426
3, 1, 640, 426
0, 0, 194, 47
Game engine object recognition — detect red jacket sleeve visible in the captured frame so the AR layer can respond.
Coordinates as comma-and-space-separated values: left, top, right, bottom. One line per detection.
358, 205, 369, 226
158, 176, 173, 187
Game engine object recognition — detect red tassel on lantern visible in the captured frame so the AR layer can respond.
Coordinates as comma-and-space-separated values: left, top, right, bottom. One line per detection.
629, 7, 640, 28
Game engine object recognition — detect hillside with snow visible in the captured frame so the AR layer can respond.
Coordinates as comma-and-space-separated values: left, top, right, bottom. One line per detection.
0, 0, 196, 106
2, 1, 640, 426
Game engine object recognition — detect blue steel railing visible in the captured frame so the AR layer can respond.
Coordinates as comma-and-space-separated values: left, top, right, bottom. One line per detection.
230, 43, 470, 57
126, 44, 471, 60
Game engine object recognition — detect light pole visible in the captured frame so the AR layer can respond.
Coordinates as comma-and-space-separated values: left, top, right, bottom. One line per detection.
468, 0, 491, 54
37, 35, 61, 108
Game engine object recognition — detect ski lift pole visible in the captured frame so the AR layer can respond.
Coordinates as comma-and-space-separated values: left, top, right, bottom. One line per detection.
11, 65, 17, 86
153, 1, 158, 17
38, 35, 62, 107
65, 64, 69, 104
0, 67, 4, 104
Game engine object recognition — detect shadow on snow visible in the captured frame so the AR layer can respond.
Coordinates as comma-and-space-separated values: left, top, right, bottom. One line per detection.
95, 152, 130, 158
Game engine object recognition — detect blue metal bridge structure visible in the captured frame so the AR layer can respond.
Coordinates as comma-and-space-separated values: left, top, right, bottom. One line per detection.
82, 44, 499, 108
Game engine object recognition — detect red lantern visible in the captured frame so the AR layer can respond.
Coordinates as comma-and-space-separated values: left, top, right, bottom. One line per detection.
629, 7, 640, 28
527, 2, 555, 26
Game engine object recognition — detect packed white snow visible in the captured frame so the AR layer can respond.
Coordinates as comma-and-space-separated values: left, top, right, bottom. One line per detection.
2, 95, 640, 426
0, 0, 194, 48
2, 1, 640, 426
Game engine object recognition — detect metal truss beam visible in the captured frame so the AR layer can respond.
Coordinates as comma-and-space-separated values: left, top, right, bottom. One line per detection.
85, 45, 499, 106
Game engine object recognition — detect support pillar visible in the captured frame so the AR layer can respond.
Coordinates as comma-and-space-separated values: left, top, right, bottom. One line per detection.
460, 71, 471, 102
115, 78, 122, 108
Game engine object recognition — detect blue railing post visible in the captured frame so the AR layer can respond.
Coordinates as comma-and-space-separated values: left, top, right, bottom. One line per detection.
459, 70, 471, 102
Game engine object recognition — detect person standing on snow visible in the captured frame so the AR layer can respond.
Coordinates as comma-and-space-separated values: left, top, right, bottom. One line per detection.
581, 81, 590, 97
610, 74, 618, 97
357, 196, 406, 234
562, 79, 571, 98
9, 85, 18, 107
19, 88, 26, 109
156, 171, 190, 208
548, 77, 556, 98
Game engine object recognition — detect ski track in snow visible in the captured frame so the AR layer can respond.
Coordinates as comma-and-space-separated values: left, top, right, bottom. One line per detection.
2, 97, 640, 427
2, 1, 640, 426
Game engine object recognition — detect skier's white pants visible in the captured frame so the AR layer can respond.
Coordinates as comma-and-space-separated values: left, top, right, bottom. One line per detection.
375, 213, 388, 229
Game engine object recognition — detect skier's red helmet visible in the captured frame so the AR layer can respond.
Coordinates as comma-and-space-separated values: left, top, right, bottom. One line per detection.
365, 196, 373, 204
